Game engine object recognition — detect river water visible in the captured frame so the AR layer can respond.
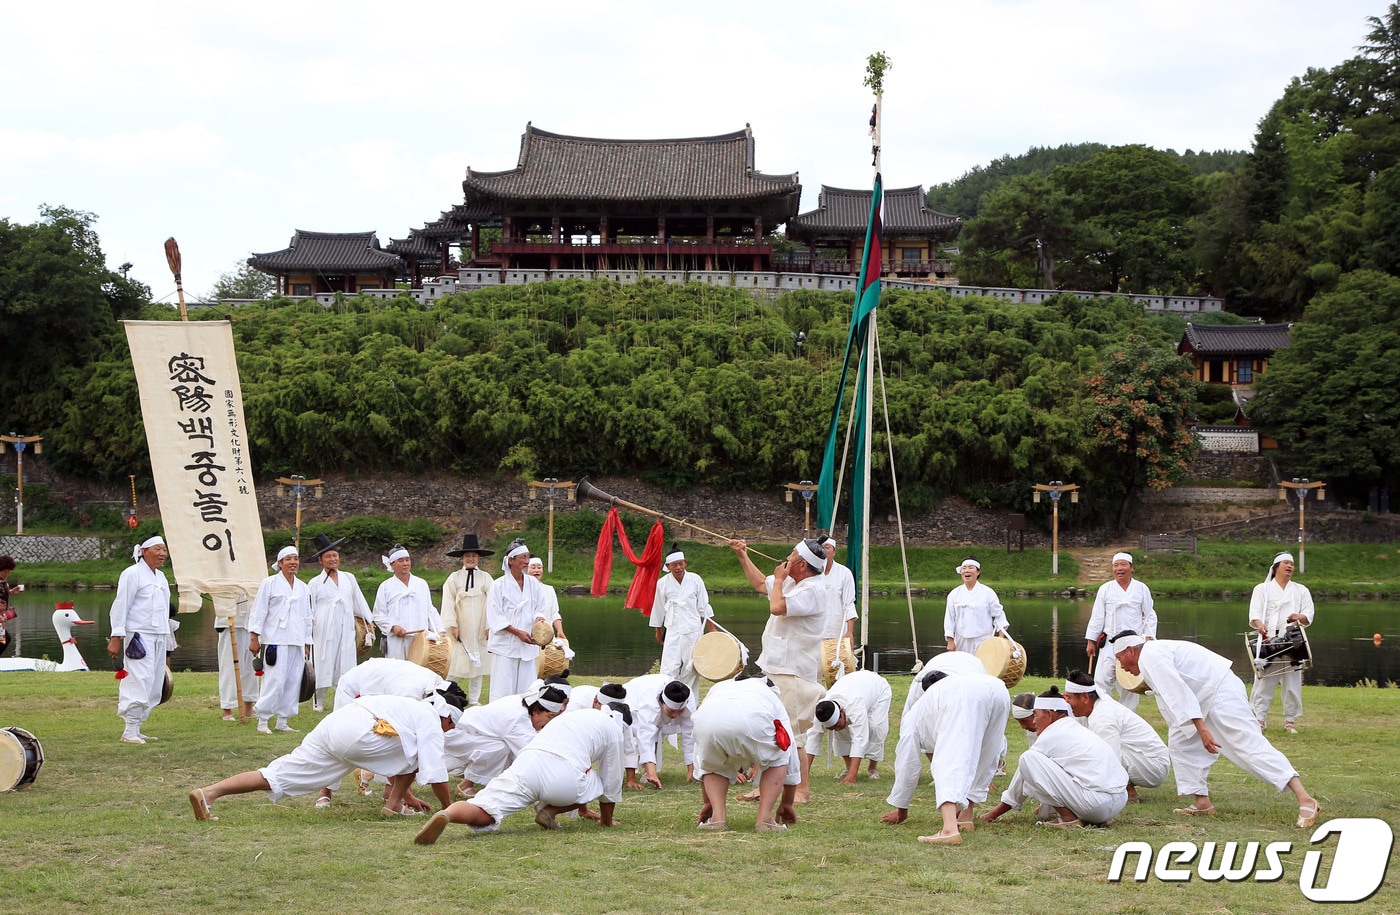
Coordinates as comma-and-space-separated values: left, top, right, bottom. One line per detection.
4, 590, 1397, 687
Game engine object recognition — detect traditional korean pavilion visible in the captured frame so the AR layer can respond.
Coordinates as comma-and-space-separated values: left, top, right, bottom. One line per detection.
456, 124, 802, 272
786, 185, 961, 277
247, 230, 402, 295
1177, 322, 1292, 385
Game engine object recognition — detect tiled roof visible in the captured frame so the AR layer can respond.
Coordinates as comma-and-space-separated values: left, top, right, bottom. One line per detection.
1178, 322, 1292, 356
248, 231, 402, 274
462, 124, 801, 204
386, 232, 441, 263
788, 185, 962, 239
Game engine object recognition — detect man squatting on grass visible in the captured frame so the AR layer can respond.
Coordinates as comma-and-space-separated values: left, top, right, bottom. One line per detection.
1110, 629, 1320, 827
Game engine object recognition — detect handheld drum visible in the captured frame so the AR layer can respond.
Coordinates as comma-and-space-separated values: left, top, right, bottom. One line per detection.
692, 631, 744, 682
1247, 624, 1313, 674
536, 638, 570, 678
530, 620, 555, 648
1115, 664, 1151, 695
0, 727, 44, 792
354, 617, 375, 659
975, 634, 1027, 689
408, 631, 451, 678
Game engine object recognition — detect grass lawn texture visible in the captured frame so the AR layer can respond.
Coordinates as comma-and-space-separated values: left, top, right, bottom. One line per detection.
1, 672, 1396, 914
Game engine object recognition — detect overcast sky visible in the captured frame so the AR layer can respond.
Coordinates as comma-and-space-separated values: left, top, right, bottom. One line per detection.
2, 0, 1386, 298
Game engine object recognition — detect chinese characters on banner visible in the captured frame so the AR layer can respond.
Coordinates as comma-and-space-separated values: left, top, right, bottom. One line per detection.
124, 321, 268, 614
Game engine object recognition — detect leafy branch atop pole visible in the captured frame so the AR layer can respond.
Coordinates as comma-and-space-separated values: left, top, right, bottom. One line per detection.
864, 52, 891, 95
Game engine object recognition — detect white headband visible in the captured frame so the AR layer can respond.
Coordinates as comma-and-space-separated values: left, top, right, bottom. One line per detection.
1010, 705, 1036, 720
1110, 633, 1146, 653
430, 693, 464, 725
1112, 552, 1134, 565
1064, 680, 1098, 694
381, 547, 409, 569
1033, 697, 1071, 712
795, 540, 824, 571
1269, 552, 1294, 582
528, 557, 544, 569
665, 551, 685, 566
503, 543, 530, 571
817, 700, 842, 727
134, 535, 165, 561
271, 545, 299, 573
661, 687, 688, 711
957, 559, 981, 573
821, 536, 837, 549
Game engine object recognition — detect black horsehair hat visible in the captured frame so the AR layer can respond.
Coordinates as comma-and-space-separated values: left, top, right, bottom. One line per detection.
446, 532, 495, 558
304, 532, 346, 562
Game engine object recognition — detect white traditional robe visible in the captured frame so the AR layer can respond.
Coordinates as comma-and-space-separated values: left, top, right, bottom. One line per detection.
332, 658, 444, 711
373, 574, 441, 661
1086, 577, 1157, 710
623, 673, 695, 770
758, 574, 827, 683
249, 572, 312, 722
259, 694, 448, 802
440, 565, 493, 697
648, 571, 713, 695
1082, 693, 1170, 788
308, 569, 373, 691
1137, 639, 1298, 797
470, 709, 626, 825
903, 650, 986, 715
1248, 577, 1315, 724
692, 678, 801, 786
444, 692, 540, 784
804, 669, 892, 761
887, 671, 1009, 811
1000, 715, 1129, 824
485, 572, 545, 700
944, 581, 1008, 654
110, 559, 173, 730
821, 561, 857, 641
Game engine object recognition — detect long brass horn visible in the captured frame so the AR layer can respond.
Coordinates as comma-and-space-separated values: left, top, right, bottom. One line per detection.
575, 477, 781, 563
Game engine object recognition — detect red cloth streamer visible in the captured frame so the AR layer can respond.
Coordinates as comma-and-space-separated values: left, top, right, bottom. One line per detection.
774, 719, 791, 751
590, 507, 666, 613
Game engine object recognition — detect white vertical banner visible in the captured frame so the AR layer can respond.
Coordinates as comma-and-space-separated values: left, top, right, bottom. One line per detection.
123, 320, 268, 613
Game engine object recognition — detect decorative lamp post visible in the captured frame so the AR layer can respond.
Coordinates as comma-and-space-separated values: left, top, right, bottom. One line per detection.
275, 475, 324, 551
528, 478, 575, 573
1277, 478, 1325, 574
0, 435, 43, 534
784, 480, 818, 538
1032, 481, 1079, 575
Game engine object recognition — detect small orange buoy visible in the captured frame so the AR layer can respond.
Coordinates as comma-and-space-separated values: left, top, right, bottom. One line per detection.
1374, 633, 1383, 645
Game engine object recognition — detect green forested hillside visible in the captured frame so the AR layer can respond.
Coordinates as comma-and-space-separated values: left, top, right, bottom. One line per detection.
47, 282, 1195, 524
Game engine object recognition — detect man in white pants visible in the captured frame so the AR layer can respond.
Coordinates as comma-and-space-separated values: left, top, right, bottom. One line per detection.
446, 678, 569, 796
415, 704, 627, 842
621, 675, 695, 789
485, 541, 548, 700
803, 669, 892, 783
980, 686, 1129, 829
1085, 552, 1157, 710
249, 546, 313, 735
306, 533, 373, 712
692, 676, 800, 833
107, 536, 174, 745
1248, 551, 1315, 733
882, 667, 1010, 845
1064, 669, 1169, 802
649, 546, 716, 698
189, 689, 462, 821
944, 558, 1009, 654
372, 545, 442, 661
1112, 630, 1320, 827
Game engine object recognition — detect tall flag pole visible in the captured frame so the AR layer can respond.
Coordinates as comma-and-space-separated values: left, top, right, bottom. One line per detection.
817, 52, 889, 651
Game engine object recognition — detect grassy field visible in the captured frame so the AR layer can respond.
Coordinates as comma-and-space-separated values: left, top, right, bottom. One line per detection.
0, 672, 1396, 914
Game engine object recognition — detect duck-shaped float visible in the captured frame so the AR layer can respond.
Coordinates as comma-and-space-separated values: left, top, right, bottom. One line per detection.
0, 604, 94, 672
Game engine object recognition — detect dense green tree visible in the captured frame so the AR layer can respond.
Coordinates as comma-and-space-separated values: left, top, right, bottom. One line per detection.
207, 262, 275, 301
1247, 270, 1400, 496
1086, 334, 1199, 530
926, 143, 1109, 218
0, 206, 149, 434
958, 173, 1087, 288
